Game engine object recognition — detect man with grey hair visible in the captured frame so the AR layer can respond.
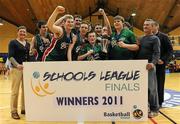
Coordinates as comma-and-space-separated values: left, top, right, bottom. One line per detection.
136, 19, 160, 118
152, 21, 173, 107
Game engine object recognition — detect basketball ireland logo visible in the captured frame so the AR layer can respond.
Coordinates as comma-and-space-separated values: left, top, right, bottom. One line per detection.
31, 71, 55, 97
132, 105, 143, 119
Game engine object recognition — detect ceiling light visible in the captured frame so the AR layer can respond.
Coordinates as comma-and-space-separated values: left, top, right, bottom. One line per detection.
131, 13, 136, 17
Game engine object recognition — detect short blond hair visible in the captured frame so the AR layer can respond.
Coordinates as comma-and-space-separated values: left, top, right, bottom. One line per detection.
17, 26, 27, 31
64, 14, 74, 21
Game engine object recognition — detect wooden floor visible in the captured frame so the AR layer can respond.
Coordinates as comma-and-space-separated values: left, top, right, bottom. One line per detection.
0, 73, 179, 124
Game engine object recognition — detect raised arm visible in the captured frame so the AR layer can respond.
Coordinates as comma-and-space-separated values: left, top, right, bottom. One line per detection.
54, 15, 66, 26
99, 8, 112, 35
47, 6, 65, 37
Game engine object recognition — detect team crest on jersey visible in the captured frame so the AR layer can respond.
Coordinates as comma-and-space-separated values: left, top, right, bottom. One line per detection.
39, 46, 44, 52
75, 46, 81, 53
111, 40, 117, 47
60, 42, 68, 49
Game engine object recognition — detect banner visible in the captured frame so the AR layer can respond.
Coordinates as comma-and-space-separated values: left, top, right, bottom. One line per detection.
23, 60, 148, 121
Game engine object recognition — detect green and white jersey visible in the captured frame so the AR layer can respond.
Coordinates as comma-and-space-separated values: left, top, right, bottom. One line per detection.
109, 28, 136, 60
79, 43, 102, 61
72, 33, 88, 60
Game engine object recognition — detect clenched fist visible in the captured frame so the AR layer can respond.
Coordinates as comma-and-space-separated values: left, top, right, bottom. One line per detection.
55, 6, 65, 13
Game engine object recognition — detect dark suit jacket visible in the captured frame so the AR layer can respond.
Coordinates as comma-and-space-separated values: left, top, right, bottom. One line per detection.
156, 31, 173, 65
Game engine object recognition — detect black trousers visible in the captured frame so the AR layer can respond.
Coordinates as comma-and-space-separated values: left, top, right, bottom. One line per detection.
156, 64, 166, 106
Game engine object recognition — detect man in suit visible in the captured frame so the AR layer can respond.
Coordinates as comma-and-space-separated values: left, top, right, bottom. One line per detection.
152, 21, 173, 107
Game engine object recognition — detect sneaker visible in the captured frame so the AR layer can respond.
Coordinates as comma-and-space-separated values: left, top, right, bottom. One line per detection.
148, 111, 158, 118
21, 110, 25, 114
11, 112, 20, 119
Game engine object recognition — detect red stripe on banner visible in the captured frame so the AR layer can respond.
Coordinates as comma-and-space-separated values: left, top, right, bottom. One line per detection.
42, 37, 57, 61
149, 118, 158, 124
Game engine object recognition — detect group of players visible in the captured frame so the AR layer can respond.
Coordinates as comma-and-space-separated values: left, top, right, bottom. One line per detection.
8, 6, 173, 119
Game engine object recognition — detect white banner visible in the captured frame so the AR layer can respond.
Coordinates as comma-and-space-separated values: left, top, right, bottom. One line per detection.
23, 60, 148, 121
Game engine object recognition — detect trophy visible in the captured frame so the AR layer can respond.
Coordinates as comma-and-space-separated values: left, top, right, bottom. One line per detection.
101, 35, 109, 53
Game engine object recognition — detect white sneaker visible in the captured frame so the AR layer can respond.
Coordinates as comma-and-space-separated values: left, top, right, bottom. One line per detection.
148, 111, 158, 118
